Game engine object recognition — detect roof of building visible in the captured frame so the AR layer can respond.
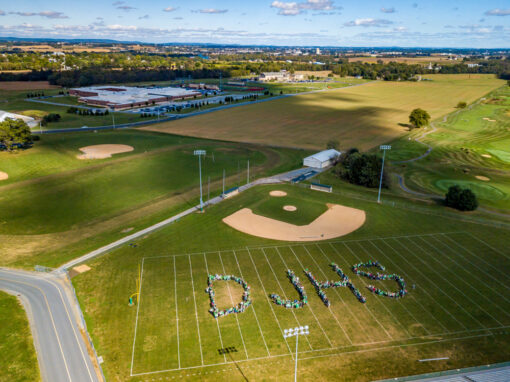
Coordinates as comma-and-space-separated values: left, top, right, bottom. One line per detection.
304, 149, 341, 162
0, 110, 36, 127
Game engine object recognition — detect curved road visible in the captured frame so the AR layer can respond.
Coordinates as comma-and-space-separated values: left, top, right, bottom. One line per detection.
0, 268, 100, 382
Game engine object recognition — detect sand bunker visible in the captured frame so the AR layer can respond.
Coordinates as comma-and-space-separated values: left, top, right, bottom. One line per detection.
0, 171, 8, 181
483, 117, 496, 122
223, 203, 365, 242
482, 154, 492, 158
475, 175, 490, 181
77, 144, 134, 160
283, 205, 297, 211
72, 264, 91, 274
269, 190, 287, 197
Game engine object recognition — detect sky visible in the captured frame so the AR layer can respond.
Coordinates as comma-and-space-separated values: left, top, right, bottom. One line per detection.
0, 0, 509, 48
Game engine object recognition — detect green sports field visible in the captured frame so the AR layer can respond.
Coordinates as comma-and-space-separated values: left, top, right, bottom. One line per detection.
72, 184, 510, 381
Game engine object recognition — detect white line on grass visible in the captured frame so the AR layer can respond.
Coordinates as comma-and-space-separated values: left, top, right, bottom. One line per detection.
188, 255, 204, 365
366, 240, 450, 334
174, 256, 181, 369
203, 253, 227, 363
328, 242, 393, 340
130, 258, 144, 376
280, 247, 334, 347
464, 232, 510, 261
232, 250, 270, 357
376, 238, 468, 331
218, 251, 249, 359
246, 248, 293, 357
261, 248, 314, 350
411, 236, 504, 326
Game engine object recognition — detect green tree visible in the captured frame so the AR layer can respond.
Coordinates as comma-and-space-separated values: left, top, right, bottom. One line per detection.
456, 101, 467, 108
409, 108, 431, 128
0, 119, 32, 151
444, 185, 478, 211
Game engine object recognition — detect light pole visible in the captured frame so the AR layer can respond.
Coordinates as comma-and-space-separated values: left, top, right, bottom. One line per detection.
377, 145, 391, 204
110, 108, 115, 129
194, 150, 206, 211
283, 325, 309, 382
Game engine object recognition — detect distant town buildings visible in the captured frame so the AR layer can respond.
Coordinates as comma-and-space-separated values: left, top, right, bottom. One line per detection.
258, 70, 304, 82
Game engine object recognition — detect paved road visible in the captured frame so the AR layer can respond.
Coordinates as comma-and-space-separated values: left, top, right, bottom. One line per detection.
0, 268, 100, 382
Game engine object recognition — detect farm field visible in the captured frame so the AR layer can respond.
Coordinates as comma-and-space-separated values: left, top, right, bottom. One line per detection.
72, 184, 510, 381
386, 85, 510, 211
143, 74, 505, 151
0, 291, 40, 382
0, 130, 307, 268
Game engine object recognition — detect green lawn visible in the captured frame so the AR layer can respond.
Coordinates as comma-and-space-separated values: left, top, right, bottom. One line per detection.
0, 291, 40, 382
72, 183, 510, 381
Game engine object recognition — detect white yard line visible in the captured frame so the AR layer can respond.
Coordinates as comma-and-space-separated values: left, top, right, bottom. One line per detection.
130, 258, 144, 376
218, 251, 249, 359
366, 240, 450, 334
188, 255, 204, 365
203, 253, 227, 363
173, 256, 181, 369
232, 250, 270, 357
261, 248, 314, 350
464, 232, 510, 261
279, 247, 334, 348
246, 248, 293, 357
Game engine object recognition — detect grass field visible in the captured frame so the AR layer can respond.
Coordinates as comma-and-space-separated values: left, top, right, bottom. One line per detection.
143, 74, 505, 151
0, 291, 40, 382
386, 84, 510, 211
72, 184, 510, 381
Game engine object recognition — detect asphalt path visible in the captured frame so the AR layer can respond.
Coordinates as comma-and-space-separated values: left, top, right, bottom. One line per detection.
0, 268, 100, 382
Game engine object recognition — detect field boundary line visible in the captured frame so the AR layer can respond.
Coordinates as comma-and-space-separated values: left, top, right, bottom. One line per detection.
173, 256, 181, 369
188, 255, 204, 365
462, 232, 510, 262
130, 257, 144, 376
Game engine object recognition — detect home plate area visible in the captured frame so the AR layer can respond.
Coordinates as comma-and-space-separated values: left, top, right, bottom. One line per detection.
130, 232, 510, 376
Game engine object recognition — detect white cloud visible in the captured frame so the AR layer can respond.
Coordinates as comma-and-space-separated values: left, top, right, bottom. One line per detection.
344, 18, 393, 27
138, 15, 149, 20
393, 26, 407, 32
9, 11, 69, 19
380, 7, 396, 13
163, 7, 178, 13
116, 5, 136, 11
485, 9, 510, 16
271, 0, 336, 16
194, 9, 228, 14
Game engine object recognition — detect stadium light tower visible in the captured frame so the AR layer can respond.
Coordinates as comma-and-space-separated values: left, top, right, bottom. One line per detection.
194, 150, 206, 211
378, 145, 391, 203
283, 325, 309, 382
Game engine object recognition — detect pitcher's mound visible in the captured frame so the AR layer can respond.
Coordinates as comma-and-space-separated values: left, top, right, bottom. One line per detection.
0, 171, 8, 181
283, 205, 297, 211
475, 175, 490, 181
269, 190, 287, 197
223, 203, 365, 242
77, 144, 134, 160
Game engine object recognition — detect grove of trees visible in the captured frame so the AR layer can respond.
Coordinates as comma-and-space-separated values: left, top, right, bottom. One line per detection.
444, 185, 478, 211
334, 149, 388, 188
0, 119, 33, 151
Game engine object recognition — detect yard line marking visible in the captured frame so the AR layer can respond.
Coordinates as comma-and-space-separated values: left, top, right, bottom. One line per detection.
281, 247, 334, 348
363, 240, 433, 336
130, 257, 144, 376
261, 248, 314, 350
430, 235, 510, 307
218, 251, 249, 359
188, 255, 204, 365
377, 239, 467, 330
246, 248, 293, 357
295, 245, 353, 345
174, 256, 181, 369
232, 250, 270, 357
345, 242, 414, 339
366, 240, 450, 334
441, 234, 510, 288
413, 236, 507, 325
314, 243, 375, 342
328, 242, 393, 340
464, 232, 510, 261
203, 253, 227, 363
388, 238, 487, 329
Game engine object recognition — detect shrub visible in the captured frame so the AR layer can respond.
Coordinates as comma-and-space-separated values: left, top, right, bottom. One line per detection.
409, 108, 431, 128
456, 101, 467, 108
444, 185, 478, 211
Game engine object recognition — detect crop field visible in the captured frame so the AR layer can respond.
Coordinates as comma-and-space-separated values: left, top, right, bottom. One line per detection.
387, 84, 510, 211
143, 74, 505, 151
73, 185, 510, 381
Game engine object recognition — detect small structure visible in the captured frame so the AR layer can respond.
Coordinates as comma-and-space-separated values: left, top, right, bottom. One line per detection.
0, 110, 37, 128
310, 183, 333, 193
303, 149, 341, 169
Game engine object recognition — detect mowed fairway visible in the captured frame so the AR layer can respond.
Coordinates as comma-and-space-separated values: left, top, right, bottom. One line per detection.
72, 185, 510, 381
143, 74, 504, 151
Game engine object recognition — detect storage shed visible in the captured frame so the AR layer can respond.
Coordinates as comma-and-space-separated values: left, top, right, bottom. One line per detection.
303, 149, 341, 169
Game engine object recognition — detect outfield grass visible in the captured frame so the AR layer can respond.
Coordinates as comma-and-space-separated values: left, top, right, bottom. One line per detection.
143, 74, 505, 151
72, 184, 510, 381
0, 291, 40, 382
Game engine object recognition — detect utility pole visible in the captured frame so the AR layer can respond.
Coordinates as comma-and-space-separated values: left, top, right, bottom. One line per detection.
194, 150, 206, 211
378, 145, 391, 204
222, 169, 225, 195
247, 160, 250, 184
207, 176, 210, 201
111, 108, 116, 129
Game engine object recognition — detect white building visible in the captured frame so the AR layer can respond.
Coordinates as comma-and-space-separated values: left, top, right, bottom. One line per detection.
303, 149, 341, 169
0, 110, 37, 128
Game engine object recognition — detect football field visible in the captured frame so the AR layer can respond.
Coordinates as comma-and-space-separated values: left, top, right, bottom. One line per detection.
130, 232, 510, 377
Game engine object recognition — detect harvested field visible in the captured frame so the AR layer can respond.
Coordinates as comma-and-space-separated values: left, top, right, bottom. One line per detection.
144, 75, 504, 151
0, 81, 59, 91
